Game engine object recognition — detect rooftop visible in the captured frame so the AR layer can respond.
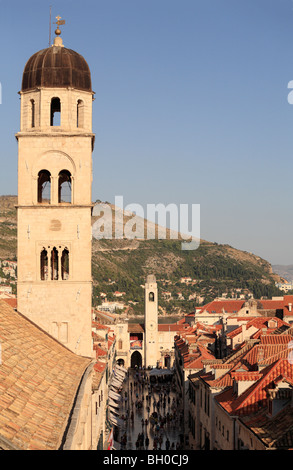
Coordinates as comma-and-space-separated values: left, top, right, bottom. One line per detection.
0, 300, 92, 450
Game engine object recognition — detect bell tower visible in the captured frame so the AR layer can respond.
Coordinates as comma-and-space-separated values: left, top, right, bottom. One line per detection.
16, 23, 95, 357
144, 274, 159, 368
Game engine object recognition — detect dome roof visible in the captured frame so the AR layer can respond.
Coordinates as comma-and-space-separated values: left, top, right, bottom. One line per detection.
21, 44, 92, 93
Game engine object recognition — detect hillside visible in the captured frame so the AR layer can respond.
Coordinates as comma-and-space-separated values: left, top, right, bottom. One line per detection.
0, 196, 17, 259
0, 196, 283, 315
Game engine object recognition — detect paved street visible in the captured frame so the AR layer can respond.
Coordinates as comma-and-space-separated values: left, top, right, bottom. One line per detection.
113, 368, 185, 451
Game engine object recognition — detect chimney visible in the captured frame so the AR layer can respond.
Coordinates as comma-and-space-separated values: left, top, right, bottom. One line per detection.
258, 347, 264, 361
289, 303, 292, 312
257, 347, 265, 371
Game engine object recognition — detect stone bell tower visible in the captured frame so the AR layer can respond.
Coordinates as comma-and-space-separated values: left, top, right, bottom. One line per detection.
16, 23, 95, 357
144, 274, 159, 368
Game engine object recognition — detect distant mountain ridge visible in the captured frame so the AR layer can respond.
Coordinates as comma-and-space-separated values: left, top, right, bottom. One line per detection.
272, 265, 293, 283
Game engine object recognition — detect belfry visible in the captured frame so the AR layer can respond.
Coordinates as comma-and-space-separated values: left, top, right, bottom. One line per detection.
16, 21, 95, 357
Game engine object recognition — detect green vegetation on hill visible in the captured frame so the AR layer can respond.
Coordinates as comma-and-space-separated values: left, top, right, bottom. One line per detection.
0, 196, 282, 315
91, 237, 282, 314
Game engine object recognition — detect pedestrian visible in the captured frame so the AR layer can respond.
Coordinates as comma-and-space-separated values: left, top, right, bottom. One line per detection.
145, 435, 149, 450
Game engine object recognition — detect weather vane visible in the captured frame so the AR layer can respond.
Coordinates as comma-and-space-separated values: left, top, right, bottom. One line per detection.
54, 15, 66, 36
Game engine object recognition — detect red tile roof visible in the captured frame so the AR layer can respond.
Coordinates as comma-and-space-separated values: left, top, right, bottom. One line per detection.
239, 404, 293, 449
227, 317, 289, 340
213, 335, 293, 417
158, 323, 188, 332
2, 298, 17, 309
94, 346, 107, 357
92, 321, 110, 330
94, 361, 106, 373
192, 295, 293, 319
186, 345, 215, 369
0, 300, 92, 450
128, 323, 145, 333
199, 300, 244, 314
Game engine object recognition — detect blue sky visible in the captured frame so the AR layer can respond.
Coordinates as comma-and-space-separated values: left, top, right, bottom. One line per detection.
1, 0, 293, 265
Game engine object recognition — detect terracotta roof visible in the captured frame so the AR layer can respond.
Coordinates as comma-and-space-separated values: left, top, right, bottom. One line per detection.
93, 361, 106, 374
196, 296, 293, 318
186, 345, 215, 369
239, 404, 293, 449
259, 300, 284, 310
0, 300, 92, 450
215, 356, 293, 417
92, 321, 110, 330
128, 323, 145, 333
227, 317, 288, 340
199, 300, 244, 314
2, 298, 17, 309
94, 346, 107, 357
158, 324, 187, 332
175, 324, 217, 370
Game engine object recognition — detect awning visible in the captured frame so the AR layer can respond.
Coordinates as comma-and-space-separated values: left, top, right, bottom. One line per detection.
109, 398, 120, 408
109, 414, 124, 427
109, 406, 120, 416
112, 374, 124, 383
114, 370, 125, 379
116, 365, 128, 374
109, 390, 121, 401
111, 378, 123, 388
111, 375, 124, 386
113, 367, 126, 378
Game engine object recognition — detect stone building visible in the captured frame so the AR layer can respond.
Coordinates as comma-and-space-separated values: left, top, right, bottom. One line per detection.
114, 274, 189, 369
16, 25, 94, 358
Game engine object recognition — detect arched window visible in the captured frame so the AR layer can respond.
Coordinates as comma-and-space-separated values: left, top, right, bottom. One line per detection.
51, 247, 59, 280
31, 99, 35, 128
77, 99, 84, 128
149, 292, 155, 302
50, 97, 61, 126
40, 248, 48, 280
58, 170, 72, 203
38, 170, 51, 203
61, 248, 69, 280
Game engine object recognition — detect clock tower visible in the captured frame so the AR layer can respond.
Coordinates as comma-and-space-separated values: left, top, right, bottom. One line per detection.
144, 274, 158, 368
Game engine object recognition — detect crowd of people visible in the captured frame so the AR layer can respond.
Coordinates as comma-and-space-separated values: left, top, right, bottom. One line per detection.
116, 367, 184, 451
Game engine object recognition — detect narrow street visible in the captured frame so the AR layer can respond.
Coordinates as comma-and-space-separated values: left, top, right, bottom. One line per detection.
113, 368, 185, 451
